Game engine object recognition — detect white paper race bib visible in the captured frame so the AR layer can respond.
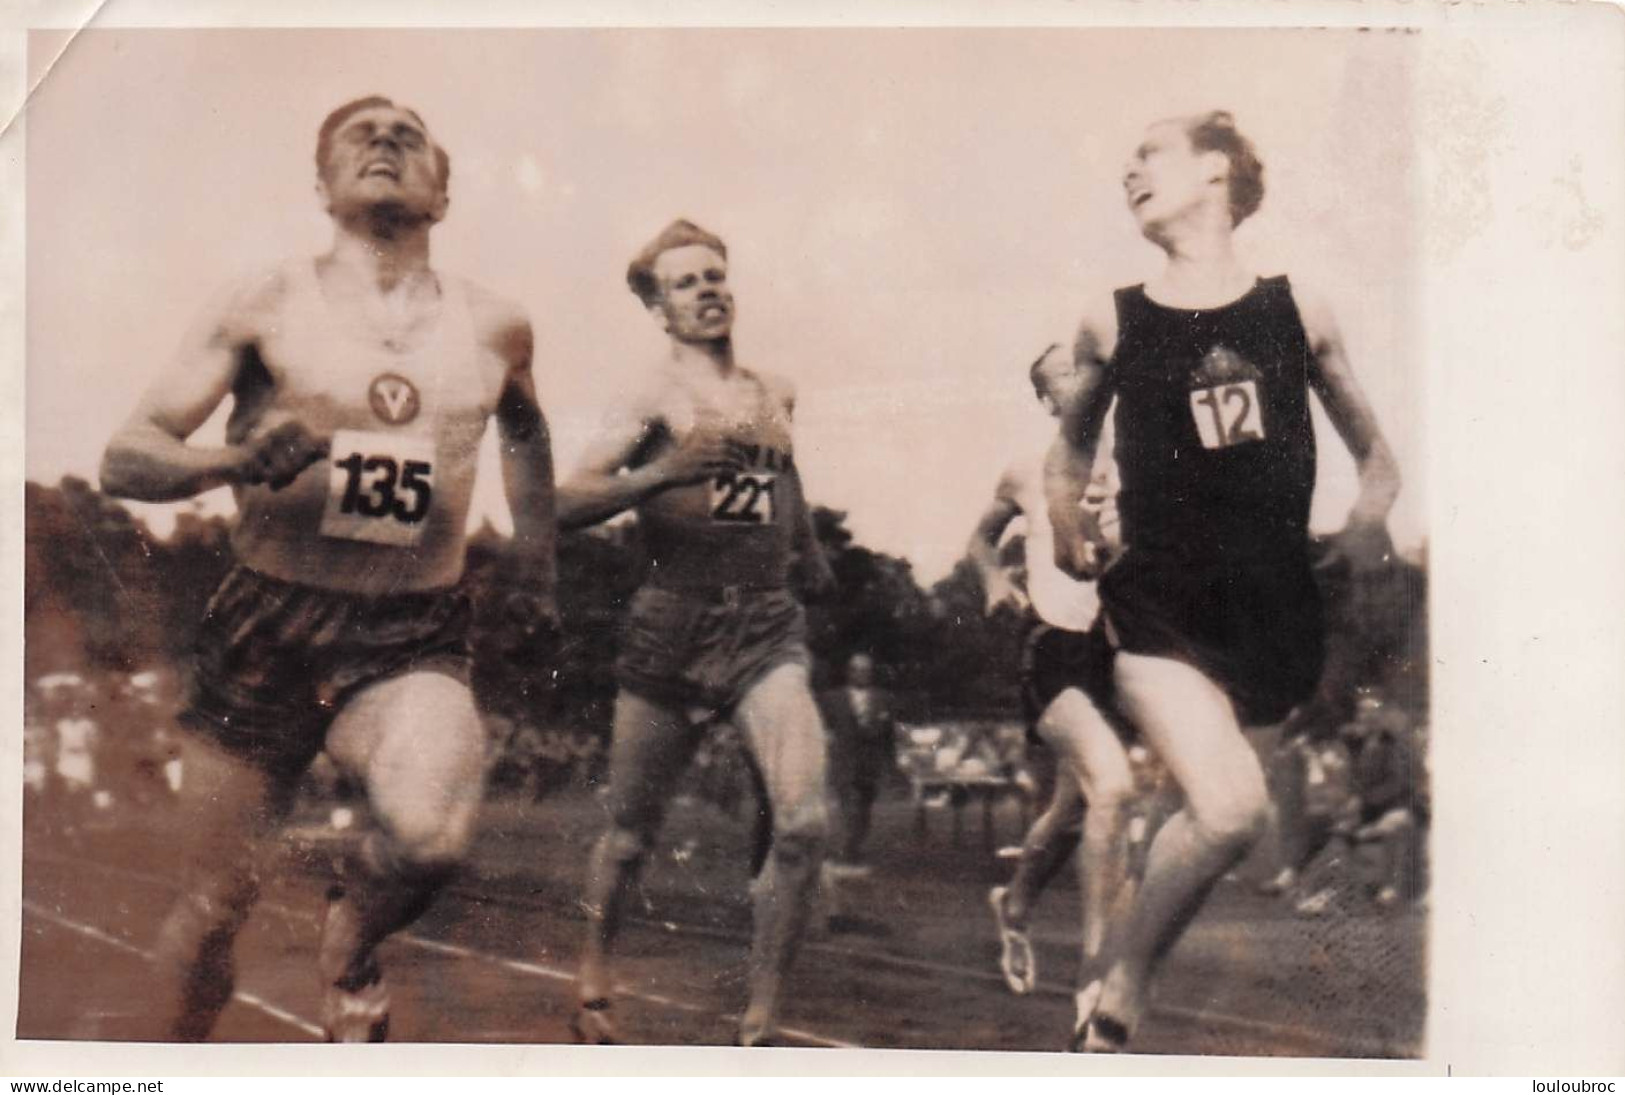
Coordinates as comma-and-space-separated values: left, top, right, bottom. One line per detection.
708, 472, 777, 526
320, 429, 437, 546
1189, 380, 1266, 450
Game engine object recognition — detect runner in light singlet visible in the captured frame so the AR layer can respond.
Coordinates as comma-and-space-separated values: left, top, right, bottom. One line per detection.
561, 220, 836, 1048
1045, 111, 1401, 1051
969, 344, 1137, 1013
99, 96, 557, 1042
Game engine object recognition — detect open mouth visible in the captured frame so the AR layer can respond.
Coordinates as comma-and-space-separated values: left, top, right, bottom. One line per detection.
361, 162, 401, 181
698, 303, 729, 320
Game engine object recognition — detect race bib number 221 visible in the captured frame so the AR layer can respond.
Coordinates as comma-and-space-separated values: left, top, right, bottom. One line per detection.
709, 472, 776, 525
320, 428, 435, 546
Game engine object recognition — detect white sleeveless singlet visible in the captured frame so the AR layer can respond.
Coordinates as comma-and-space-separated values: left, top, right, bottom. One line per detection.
1012, 445, 1112, 633
227, 260, 502, 594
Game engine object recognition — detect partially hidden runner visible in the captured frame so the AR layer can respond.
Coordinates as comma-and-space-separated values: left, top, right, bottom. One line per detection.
968, 344, 1137, 1015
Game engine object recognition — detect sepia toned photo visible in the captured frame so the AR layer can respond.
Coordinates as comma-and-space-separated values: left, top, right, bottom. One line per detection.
11, 12, 1486, 1068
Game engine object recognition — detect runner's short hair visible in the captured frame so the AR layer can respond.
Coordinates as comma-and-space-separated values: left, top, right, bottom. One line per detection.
1028, 342, 1067, 396
316, 95, 451, 190
1184, 110, 1265, 227
627, 220, 728, 306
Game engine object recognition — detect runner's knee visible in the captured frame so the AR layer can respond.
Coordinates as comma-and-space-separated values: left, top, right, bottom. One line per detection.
1080, 759, 1135, 817
772, 799, 828, 863
155, 869, 260, 974
608, 790, 671, 842
599, 823, 654, 868
1186, 786, 1269, 852
362, 825, 463, 887
183, 870, 261, 932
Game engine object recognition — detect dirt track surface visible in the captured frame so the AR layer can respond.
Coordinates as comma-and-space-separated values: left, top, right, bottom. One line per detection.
19, 788, 1425, 1058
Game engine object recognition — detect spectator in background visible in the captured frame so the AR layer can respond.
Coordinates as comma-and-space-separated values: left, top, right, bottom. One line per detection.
1287, 730, 1356, 916
1345, 695, 1419, 908
23, 686, 56, 811
1293, 691, 1418, 914
53, 681, 104, 828
820, 653, 898, 875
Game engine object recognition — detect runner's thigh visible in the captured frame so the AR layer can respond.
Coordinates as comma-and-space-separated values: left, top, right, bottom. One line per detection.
601, 690, 703, 833
1112, 653, 1264, 825
1039, 688, 1132, 804
326, 671, 487, 858
734, 662, 827, 815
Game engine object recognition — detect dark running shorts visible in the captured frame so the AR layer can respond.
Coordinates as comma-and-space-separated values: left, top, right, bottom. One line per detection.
179, 565, 472, 777
1097, 547, 1324, 726
1020, 622, 1117, 728
616, 585, 809, 714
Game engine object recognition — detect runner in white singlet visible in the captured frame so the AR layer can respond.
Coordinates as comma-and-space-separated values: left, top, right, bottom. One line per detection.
100, 96, 557, 1042
969, 345, 1136, 1014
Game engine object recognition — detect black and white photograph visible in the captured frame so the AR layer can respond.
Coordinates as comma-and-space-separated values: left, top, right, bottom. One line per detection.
3, 0, 1621, 1079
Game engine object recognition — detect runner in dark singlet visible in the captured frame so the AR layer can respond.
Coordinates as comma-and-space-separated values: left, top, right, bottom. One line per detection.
1045, 111, 1401, 1051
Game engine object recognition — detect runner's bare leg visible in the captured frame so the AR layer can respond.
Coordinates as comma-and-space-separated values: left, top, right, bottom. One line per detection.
733, 662, 829, 1045
319, 671, 488, 1039
576, 691, 701, 1010
149, 734, 295, 1040
1092, 654, 1268, 1034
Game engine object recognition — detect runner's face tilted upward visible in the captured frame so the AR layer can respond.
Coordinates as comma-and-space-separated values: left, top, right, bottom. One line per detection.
650, 245, 736, 344
1121, 121, 1229, 243
317, 103, 449, 227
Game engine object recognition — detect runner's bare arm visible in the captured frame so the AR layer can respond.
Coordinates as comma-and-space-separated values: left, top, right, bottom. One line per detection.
1046, 312, 1116, 579
776, 379, 836, 598
787, 466, 837, 599
557, 390, 743, 530
100, 272, 324, 501
1298, 287, 1402, 564
490, 307, 557, 606
967, 466, 1026, 614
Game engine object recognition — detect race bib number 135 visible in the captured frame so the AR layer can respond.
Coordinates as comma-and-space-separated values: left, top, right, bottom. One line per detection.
320, 429, 435, 546
1189, 380, 1266, 450
709, 472, 777, 525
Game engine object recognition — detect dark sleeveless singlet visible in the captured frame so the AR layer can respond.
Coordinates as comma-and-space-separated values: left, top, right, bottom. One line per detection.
1095, 276, 1325, 725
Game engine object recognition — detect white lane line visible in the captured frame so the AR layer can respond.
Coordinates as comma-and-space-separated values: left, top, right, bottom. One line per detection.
30, 852, 860, 1049
395, 931, 860, 1048
394, 934, 566, 984
1149, 1002, 1408, 1059
32, 848, 1394, 1055
21, 899, 325, 1039
23, 900, 146, 958
831, 942, 1407, 1056
773, 1026, 854, 1049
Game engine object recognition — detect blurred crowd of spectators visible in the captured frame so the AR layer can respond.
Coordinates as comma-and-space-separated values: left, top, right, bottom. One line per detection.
23, 668, 186, 839
22, 654, 1428, 922
1255, 689, 1430, 913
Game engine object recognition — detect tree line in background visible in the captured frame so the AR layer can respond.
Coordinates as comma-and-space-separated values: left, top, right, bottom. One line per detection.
24, 476, 1429, 739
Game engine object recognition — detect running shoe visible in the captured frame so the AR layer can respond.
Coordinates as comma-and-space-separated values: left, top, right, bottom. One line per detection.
1066, 980, 1131, 1053
322, 974, 390, 1043
570, 998, 618, 1044
988, 885, 1036, 995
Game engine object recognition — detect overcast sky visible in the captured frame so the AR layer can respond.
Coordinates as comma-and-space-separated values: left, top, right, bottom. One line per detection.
27, 27, 1424, 580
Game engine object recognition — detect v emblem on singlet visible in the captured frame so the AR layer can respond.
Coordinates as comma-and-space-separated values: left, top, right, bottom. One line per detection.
369, 373, 421, 426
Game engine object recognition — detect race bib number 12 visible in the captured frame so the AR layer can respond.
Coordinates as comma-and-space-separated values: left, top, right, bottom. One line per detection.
320, 428, 436, 546
709, 472, 777, 525
1189, 380, 1266, 450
